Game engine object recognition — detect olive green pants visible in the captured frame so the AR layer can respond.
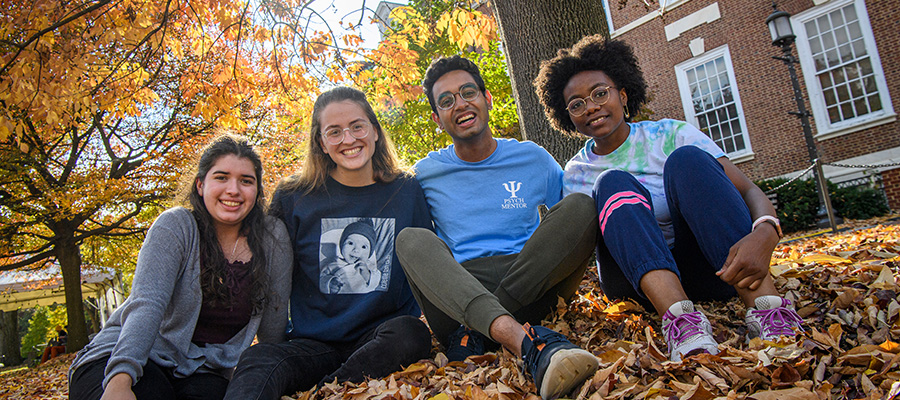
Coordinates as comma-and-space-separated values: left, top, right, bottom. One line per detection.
396, 193, 597, 349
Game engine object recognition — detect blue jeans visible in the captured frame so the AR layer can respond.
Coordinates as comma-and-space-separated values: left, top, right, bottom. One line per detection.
69, 356, 228, 400
223, 315, 431, 400
592, 146, 750, 307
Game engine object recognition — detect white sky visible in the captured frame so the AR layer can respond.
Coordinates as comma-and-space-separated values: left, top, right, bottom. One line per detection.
313, 0, 410, 49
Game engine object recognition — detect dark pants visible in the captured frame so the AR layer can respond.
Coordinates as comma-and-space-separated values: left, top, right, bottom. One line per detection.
396, 193, 598, 348
593, 146, 749, 308
223, 315, 431, 400
69, 356, 228, 400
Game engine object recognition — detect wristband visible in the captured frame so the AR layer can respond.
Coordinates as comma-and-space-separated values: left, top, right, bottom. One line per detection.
752, 215, 783, 239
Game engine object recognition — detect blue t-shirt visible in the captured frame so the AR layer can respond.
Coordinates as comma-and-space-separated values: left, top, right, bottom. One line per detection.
563, 119, 725, 245
414, 138, 563, 264
271, 175, 432, 343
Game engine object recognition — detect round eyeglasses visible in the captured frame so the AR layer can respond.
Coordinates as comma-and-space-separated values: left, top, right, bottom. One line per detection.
436, 83, 481, 110
322, 121, 371, 145
567, 85, 618, 117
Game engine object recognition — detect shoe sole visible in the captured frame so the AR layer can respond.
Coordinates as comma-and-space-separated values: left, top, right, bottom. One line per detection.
539, 349, 599, 400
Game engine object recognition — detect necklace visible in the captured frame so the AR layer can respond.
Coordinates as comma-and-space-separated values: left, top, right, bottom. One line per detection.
231, 237, 239, 259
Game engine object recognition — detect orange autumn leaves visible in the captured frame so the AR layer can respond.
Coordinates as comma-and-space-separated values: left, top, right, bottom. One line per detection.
291, 220, 899, 400
2, 218, 899, 399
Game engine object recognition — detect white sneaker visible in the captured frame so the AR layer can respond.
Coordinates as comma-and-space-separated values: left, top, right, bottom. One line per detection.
661, 300, 719, 362
745, 295, 804, 341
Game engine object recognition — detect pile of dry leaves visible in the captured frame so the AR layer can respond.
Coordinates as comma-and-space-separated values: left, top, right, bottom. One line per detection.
304, 217, 900, 400
1, 217, 898, 400
0, 352, 73, 399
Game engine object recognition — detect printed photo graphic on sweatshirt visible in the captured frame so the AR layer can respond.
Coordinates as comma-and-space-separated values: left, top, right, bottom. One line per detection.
318, 217, 395, 294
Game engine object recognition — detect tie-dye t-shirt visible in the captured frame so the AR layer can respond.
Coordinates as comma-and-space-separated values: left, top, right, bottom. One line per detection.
563, 119, 725, 245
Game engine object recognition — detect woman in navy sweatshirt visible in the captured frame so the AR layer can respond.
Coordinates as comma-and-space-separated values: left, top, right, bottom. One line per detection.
224, 87, 433, 400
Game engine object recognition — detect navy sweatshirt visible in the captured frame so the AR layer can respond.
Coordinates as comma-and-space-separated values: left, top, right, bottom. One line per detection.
271, 175, 432, 343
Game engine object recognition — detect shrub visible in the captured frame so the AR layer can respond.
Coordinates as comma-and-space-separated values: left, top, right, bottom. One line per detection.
831, 185, 890, 220
756, 177, 890, 233
19, 305, 67, 361
756, 178, 818, 233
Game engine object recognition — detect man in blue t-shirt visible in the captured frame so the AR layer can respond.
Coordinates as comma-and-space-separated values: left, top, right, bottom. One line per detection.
396, 56, 599, 400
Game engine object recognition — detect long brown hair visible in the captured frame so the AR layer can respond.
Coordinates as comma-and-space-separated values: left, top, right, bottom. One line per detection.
186, 134, 270, 314
277, 86, 405, 194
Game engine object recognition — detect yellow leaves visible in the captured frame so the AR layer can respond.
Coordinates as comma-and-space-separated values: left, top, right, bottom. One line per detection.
212, 67, 233, 85
796, 253, 852, 264
436, 9, 498, 52
0, 353, 73, 399
254, 27, 271, 42
325, 67, 344, 83
342, 34, 364, 48
389, 6, 433, 47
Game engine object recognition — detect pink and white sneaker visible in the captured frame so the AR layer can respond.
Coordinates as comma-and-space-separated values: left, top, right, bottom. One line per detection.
745, 295, 804, 341
662, 300, 720, 362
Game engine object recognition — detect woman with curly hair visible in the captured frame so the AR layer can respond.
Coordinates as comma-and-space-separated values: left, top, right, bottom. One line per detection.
534, 36, 802, 362
68, 134, 292, 400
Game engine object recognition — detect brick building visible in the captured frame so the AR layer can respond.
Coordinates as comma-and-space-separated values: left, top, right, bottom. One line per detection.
603, 0, 900, 209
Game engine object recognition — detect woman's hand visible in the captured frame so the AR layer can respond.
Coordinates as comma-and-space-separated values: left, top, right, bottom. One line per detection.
100, 373, 136, 400
717, 224, 780, 290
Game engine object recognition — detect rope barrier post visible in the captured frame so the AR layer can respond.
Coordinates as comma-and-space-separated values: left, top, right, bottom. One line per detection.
813, 158, 839, 232
774, 39, 842, 233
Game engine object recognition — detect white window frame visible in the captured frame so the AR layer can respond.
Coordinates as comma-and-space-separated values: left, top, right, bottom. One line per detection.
603, 0, 692, 37
675, 44, 753, 162
792, 0, 895, 140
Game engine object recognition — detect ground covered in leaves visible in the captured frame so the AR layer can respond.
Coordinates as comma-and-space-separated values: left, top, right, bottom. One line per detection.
2, 216, 899, 400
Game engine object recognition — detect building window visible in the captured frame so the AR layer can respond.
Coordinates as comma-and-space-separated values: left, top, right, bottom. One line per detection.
794, 0, 894, 137
675, 45, 751, 157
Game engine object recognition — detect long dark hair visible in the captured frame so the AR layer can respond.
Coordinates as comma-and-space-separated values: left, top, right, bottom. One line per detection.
277, 86, 405, 194
186, 134, 270, 314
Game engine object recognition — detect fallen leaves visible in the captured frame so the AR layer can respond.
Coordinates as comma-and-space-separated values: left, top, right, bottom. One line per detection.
2, 218, 899, 399
0, 353, 72, 399
275, 219, 900, 400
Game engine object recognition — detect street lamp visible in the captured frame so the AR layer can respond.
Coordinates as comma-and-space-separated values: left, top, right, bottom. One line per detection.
766, 3, 841, 232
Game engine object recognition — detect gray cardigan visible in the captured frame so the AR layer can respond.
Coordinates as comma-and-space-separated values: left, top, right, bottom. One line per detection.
68, 207, 292, 389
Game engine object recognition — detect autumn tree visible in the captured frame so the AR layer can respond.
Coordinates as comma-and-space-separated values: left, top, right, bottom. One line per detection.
362, 0, 517, 163
490, 0, 609, 164
0, 0, 318, 351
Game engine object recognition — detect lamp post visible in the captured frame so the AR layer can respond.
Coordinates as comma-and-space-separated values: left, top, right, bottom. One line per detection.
766, 3, 841, 232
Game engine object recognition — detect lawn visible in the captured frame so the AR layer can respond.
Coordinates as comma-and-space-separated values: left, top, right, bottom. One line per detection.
3, 216, 899, 400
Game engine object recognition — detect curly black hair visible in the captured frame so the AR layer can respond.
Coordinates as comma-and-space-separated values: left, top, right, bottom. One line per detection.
422, 55, 487, 113
534, 35, 648, 136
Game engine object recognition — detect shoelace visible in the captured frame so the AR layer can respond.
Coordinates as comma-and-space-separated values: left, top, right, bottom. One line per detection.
521, 324, 570, 372
664, 312, 706, 346
750, 307, 804, 337
521, 324, 545, 370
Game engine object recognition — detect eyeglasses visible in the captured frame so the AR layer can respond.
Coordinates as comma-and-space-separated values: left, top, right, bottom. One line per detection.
436, 83, 481, 110
567, 85, 618, 117
322, 121, 371, 145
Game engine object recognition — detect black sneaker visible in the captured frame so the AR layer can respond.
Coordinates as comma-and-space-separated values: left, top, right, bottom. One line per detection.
521, 323, 599, 400
445, 324, 487, 362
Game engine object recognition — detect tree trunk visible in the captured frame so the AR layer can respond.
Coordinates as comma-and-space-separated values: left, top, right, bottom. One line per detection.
0, 309, 23, 366
490, 0, 609, 165
58, 236, 89, 352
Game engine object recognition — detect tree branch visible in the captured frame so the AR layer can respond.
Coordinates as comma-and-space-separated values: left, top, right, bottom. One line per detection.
0, 0, 113, 78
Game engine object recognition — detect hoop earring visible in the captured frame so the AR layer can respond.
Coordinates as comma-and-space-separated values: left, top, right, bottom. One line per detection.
624, 104, 631, 119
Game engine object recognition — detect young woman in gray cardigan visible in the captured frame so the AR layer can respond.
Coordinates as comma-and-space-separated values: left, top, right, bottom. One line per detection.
68, 135, 292, 400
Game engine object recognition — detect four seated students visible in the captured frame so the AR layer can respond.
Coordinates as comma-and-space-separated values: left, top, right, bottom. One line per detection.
66, 39, 801, 400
